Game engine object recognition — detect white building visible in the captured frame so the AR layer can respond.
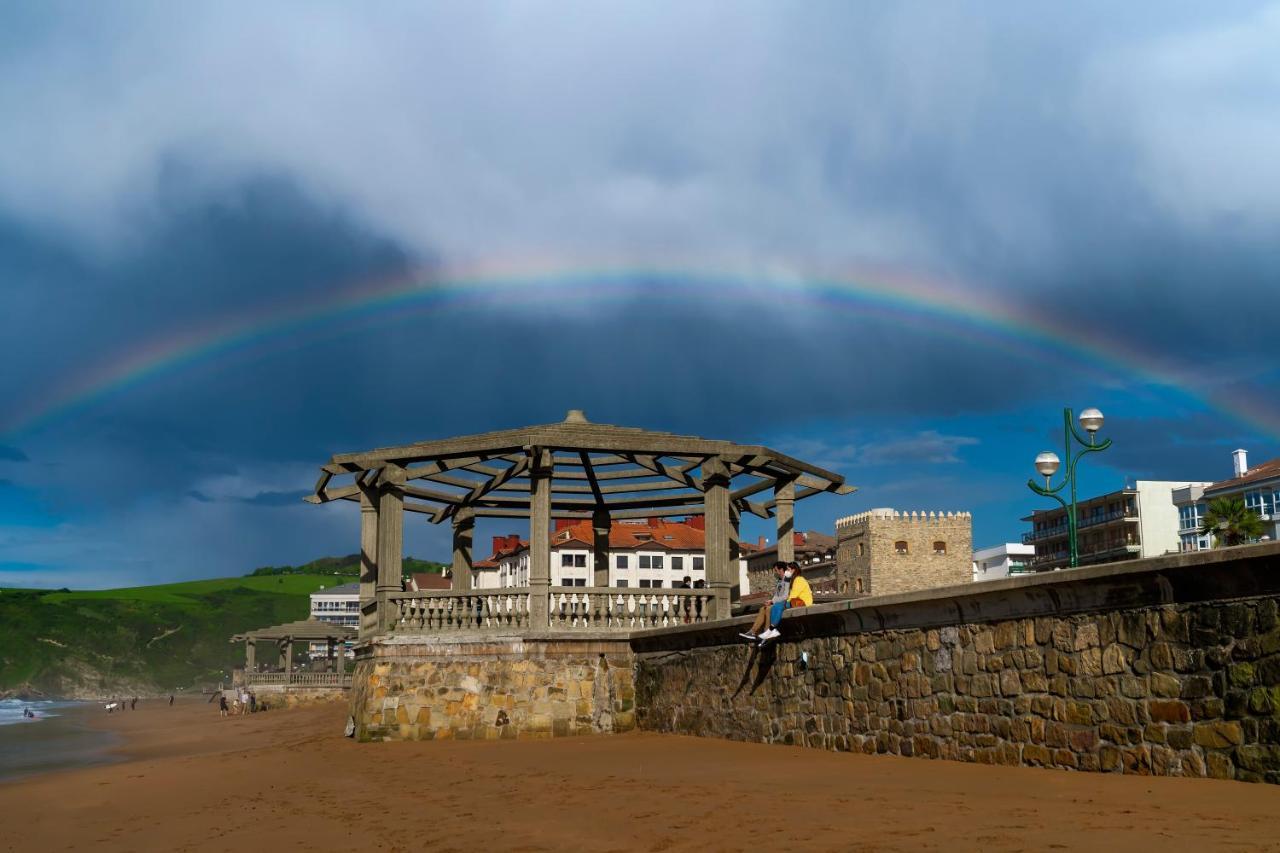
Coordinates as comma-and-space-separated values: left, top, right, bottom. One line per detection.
972, 543, 1036, 582
1175, 450, 1280, 550
308, 581, 359, 656
486, 518, 709, 590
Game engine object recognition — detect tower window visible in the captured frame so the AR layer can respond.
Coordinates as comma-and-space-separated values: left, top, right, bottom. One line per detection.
855, 577, 864, 593
895, 541, 909, 555
933, 541, 947, 555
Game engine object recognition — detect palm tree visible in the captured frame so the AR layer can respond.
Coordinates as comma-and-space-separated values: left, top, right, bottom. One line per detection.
1200, 497, 1265, 547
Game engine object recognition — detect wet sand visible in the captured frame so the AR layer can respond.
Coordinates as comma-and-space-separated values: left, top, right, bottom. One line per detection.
1, 697, 1279, 852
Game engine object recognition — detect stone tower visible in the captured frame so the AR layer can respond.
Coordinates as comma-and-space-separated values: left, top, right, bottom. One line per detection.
835, 508, 972, 597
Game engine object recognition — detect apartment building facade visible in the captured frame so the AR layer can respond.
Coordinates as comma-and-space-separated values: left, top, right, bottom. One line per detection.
1023, 480, 1205, 570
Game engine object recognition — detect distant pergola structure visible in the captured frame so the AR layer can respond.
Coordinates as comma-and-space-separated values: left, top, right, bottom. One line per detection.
230, 619, 356, 686
305, 410, 855, 634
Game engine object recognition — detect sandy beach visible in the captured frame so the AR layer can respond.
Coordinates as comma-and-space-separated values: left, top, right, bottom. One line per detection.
1, 697, 1279, 852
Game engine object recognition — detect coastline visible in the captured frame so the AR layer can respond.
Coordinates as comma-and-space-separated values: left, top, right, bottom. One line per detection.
2, 698, 1279, 852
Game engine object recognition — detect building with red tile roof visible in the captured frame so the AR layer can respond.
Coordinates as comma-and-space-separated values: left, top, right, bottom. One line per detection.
474, 516, 753, 591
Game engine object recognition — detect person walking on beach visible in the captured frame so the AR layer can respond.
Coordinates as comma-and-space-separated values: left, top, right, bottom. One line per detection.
130, 697, 137, 711
218, 693, 228, 717
756, 562, 812, 646
739, 562, 789, 642
169, 695, 174, 706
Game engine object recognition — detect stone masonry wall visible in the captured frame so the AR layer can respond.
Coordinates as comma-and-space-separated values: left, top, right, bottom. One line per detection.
836, 510, 972, 598
633, 544, 1280, 782
349, 637, 636, 742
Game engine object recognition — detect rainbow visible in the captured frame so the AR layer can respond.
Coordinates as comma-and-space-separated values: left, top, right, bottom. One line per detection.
7, 260, 1280, 439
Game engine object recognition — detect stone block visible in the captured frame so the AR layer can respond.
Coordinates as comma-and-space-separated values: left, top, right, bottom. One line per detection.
1164, 725, 1192, 750
1147, 700, 1190, 724
1206, 751, 1235, 780
1193, 721, 1244, 749
1074, 623, 1100, 651
1102, 644, 1128, 675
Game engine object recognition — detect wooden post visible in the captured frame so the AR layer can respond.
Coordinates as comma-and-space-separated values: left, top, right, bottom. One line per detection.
376, 466, 405, 630
452, 506, 475, 591
358, 485, 379, 639
704, 457, 732, 619
528, 447, 553, 627
284, 639, 293, 683
775, 478, 796, 563
245, 638, 256, 671
591, 506, 611, 587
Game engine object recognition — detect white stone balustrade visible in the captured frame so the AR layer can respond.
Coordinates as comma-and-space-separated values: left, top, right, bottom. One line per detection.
386, 589, 533, 633
381, 587, 713, 635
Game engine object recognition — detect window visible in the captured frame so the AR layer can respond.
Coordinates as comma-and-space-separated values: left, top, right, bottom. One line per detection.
692, 557, 704, 571
616, 555, 629, 569
638, 579, 657, 588
561, 553, 574, 567
855, 578, 864, 594
857, 542, 865, 557
616, 579, 629, 588
639, 554, 663, 570
1179, 503, 1205, 531
671, 556, 684, 572
895, 541, 909, 555
933, 541, 947, 555
1245, 489, 1276, 517
559, 578, 585, 587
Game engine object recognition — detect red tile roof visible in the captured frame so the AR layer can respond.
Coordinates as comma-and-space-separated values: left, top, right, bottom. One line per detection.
549, 518, 705, 551
410, 572, 452, 590
1205, 457, 1280, 495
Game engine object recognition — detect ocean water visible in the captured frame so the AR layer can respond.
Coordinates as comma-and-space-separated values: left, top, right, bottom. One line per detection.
0, 699, 120, 781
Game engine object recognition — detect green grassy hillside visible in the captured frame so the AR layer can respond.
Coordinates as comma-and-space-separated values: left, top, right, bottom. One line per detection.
0, 558, 446, 699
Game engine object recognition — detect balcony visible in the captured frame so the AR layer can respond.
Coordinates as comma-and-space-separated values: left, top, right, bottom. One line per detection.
1023, 508, 1138, 544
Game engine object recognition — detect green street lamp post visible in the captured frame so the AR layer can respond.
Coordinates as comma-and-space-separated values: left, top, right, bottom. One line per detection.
1026, 407, 1111, 569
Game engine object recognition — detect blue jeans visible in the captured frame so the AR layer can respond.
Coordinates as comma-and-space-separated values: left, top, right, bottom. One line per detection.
769, 600, 789, 628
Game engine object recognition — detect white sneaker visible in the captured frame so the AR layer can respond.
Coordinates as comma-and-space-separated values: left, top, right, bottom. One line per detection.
757, 628, 781, 644
738, 631, 758, 641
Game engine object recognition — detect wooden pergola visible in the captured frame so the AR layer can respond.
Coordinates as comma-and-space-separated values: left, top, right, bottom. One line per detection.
230, 618, 356, 675
306, 410, 855, 634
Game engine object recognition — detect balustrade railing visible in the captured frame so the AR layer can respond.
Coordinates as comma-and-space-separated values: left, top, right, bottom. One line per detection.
386, 588, 533, 633
548, 588, 713, 631
242, 672, 352, 688
380, 586, 716, 635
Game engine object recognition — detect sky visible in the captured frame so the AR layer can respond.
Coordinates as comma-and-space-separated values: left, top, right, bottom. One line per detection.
1, 2, 1278, 589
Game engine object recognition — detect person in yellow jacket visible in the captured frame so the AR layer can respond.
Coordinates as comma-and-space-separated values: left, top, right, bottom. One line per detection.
758, 562, 812, 645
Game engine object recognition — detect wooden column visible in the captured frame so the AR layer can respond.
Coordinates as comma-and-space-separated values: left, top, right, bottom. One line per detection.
283, 639, 293, 681
375, 466, 405, 630
245, 638, 256, 671
704, 457, 732, 619
591, 506, 611, 587
452, 506, 475, 591
528, 447, 553, 626
775, 478, 796, 563
358, 485, 379, 639
327, 639, 336, 672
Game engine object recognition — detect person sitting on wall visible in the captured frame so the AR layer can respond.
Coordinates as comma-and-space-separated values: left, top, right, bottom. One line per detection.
739, 562, 789, 642
757, 562, 812, 646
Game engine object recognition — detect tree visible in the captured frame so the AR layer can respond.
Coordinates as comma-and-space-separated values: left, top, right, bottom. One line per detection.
1199, 497, 1265, 547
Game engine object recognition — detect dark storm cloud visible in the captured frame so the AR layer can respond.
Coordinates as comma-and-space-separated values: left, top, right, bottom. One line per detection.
1, 2, 1278, 584
234, 489, 312, 507
0, 445, 27, 461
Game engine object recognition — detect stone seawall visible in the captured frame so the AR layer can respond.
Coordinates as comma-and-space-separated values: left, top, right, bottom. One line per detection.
349, 635, 636, 741
632, 543, 1280, 782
